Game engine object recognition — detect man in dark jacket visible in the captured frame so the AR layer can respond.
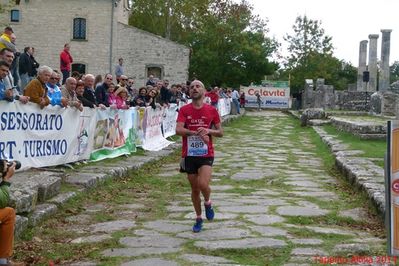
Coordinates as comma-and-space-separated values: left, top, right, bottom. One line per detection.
18, 46, 35, 91
95, 73, 112, 107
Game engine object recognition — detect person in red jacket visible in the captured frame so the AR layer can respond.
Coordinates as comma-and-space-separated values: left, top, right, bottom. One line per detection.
205, 86, 219, 109
60, 43, 73, 85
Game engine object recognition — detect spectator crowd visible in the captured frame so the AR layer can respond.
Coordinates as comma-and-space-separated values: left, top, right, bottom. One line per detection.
0, 26, 246, 114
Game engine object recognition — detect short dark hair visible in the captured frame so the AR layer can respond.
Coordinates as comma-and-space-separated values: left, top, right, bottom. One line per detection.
0, 60, 10, 69
24, 46, 31, 53
4, 26, 13, 33
0, 48, 13, 55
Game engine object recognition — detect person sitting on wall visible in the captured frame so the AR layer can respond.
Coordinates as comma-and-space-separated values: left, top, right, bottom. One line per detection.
23, 65, 51, 109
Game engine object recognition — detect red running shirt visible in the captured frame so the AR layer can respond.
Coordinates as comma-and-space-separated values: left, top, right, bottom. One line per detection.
177, 103, 221, 158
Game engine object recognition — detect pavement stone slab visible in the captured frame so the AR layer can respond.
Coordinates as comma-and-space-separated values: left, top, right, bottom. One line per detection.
332, 243, 371, 254
284, 180, 322, 188
218, 205, 268, 214
276, 206, 329, 217
176, 227, 253, 240
244, 214, 286, 225
143, 220, 192, 233
194, 237, 286, 250
305, 226, 355, 236
291, 247, 327, 256
290, 238, 324, 245
338, 208, 369, 222
180, 254, 232, 264
119, 235, 185, 248
71, 234, 112, 244
101, 247, 181, 257
249, 225, 288, 237
90, 219, 136, 233
184, 212, 239, 220
121, 258, 179, 266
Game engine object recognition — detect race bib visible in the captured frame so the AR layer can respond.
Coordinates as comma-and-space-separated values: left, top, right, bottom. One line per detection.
187, 135, 208, 156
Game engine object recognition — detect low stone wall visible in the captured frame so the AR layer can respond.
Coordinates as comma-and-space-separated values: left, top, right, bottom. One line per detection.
329, 117, 387, 139
313, 126, 385, 215
289, 110, 386, 217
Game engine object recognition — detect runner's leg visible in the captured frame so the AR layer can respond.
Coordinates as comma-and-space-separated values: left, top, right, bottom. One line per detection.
187, 173, 202, 216
198, 165, 212, 202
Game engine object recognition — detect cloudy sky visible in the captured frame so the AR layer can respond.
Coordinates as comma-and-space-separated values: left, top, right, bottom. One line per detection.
249, 0, 398, 65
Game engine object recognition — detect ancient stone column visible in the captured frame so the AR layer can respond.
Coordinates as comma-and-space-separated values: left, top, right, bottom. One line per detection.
368, 34, 379, 92
357, 40, 368, 91
379, 29, 392, 92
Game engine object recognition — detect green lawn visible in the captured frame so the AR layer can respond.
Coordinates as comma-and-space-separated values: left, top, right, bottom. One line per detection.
322, 124, 386, 167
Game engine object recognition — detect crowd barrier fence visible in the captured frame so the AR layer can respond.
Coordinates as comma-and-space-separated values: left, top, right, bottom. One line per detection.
0, 98, 232, 170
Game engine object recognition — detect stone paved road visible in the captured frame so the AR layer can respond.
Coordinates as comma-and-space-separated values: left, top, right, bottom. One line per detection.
37, 111, 387, 265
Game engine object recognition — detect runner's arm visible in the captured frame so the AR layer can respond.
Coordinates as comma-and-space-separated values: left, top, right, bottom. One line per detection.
176, 122, 195, 136
197, 123, 223, 137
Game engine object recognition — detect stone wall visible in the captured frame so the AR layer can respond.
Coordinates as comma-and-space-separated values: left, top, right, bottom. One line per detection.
116, 23, 190, 86
301, 79, 371, 111
1, 0, 189, 83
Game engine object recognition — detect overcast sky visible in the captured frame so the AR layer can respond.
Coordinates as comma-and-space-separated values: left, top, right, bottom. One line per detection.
250, 0, 398, 66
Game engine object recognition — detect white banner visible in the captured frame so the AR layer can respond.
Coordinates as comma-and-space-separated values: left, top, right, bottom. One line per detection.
142, 107, 173, 151
162, 104, 178, 138
218, 98, 231, 117
241, 81, 290, 109
0, 101, 96, 170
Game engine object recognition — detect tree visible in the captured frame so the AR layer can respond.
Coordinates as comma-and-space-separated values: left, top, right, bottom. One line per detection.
390, 61, 399, 84
283, 15, 357, 92
129, 0, 278, 87
284, 15, 333, 69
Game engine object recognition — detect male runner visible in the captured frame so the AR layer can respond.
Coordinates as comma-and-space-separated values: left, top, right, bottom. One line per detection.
176, 79, 223, 232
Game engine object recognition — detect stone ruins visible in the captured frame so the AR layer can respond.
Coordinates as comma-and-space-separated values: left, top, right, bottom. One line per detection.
301, 29, 399, 117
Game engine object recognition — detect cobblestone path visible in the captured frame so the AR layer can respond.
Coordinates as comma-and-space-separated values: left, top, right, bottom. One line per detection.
26, 111, 387, 265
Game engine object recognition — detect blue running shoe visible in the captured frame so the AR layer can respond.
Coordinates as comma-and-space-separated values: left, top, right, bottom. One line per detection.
205, 203, 214, 221
192, 218, 203, 233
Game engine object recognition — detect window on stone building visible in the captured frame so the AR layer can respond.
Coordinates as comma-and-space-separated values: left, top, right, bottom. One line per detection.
147, 66, 163, 80
10, 10, 20, 22
73, 18, 86, 40
72, 63, 86, 74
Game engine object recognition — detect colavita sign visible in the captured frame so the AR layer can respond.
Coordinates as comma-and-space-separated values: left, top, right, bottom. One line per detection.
241, 81, 290, 109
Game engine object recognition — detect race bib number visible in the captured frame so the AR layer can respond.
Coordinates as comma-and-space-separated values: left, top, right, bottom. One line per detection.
187, 136, 208, 156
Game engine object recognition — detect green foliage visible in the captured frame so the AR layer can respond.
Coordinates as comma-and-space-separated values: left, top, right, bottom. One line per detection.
283, 15, 356, 92
129, 0, 278, 87
284, 15, 333, 69
390, 61, 399, 84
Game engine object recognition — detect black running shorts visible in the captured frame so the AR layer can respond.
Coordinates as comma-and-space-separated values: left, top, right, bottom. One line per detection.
180, 156, 214, 174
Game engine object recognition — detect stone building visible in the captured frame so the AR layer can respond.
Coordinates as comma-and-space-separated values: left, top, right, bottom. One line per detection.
0, 0, 190, 85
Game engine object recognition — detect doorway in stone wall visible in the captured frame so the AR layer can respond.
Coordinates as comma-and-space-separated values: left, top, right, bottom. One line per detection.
72, 63, 86, 74
146, 65, 163, 80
